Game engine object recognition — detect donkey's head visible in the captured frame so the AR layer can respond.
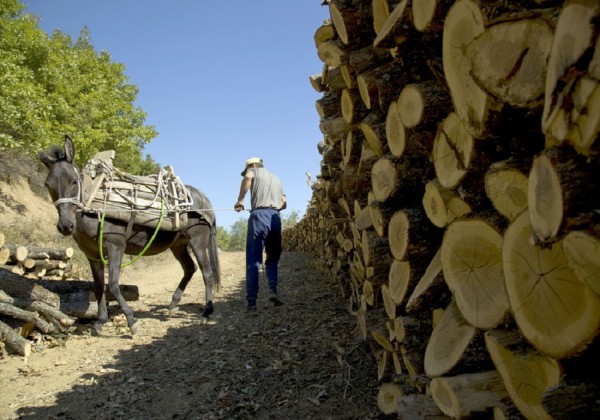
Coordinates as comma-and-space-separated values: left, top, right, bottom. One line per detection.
39, 135, 81, 236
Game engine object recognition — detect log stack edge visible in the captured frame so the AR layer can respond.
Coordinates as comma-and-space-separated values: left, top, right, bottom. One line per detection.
284, 0, 600, 418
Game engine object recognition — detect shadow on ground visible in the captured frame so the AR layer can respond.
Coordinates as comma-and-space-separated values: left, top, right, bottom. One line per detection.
14, 253, 392, 419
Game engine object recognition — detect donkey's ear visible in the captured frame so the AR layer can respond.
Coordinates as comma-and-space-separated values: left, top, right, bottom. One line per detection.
38, 151, 56, 168
64, 135, 75, 163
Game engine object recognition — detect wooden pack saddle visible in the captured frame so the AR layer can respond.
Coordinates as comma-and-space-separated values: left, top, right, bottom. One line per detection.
81, 151, 192, 231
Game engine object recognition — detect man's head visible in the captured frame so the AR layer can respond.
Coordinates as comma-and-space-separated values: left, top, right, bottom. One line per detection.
241, 157, 263, 176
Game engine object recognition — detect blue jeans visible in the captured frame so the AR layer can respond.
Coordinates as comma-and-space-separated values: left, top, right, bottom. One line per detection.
246, 209, 282, 306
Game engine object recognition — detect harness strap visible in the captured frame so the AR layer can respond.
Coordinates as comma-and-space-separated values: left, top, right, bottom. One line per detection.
98, 200, 165, 268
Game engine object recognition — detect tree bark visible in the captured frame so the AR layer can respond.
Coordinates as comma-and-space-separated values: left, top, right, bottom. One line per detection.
0, 319, 31, 357
430, 370, 509, 418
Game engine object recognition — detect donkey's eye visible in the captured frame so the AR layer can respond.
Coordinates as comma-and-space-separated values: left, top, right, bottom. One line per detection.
72, 179, 79, 186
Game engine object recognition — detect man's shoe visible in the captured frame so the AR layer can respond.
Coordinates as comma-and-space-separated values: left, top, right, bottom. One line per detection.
269, 292, 284, 307
246, 305, 257, 314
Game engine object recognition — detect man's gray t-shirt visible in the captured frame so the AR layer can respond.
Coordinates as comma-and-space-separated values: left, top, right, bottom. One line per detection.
249, 167, 284, 210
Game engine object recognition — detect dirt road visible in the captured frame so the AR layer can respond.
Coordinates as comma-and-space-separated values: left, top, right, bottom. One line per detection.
0, 250, 387, 419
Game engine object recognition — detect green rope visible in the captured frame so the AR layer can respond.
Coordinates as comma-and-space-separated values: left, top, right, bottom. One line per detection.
99, 200, 165, 268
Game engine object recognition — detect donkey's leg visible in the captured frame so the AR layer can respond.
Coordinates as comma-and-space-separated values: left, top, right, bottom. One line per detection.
89, 259, 108, 334
168, 239, 197, 312
187, 223, 216, 319
105, 246, 139, 334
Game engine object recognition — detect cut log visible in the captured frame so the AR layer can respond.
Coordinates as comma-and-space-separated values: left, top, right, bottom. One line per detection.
485, 329, 560, 420
0, 302, 53, 334
24, 245, 73, 261
386, 101, 436, 159
317, 38, 347, 68
542, 381, 600, 420
322, 65, 348, 91
387, 259, 410, 307
341, 88, 368, 124
441, 217, 509, 330
542, 0, 600, 146
357, 68, 381, 111
313, 19, 335, 49
5, 244, 28, 263
388, 207, 441, 261
0, 319, 31, 357
405, 248, 452, 313
371, 154, 431, 205
412, 0, 453, 33
377, 383, 404, 415
59, 291, 99, 319
0, 289, 74, 327
502, 210, 600, 358
373, 0, 409, 48
422, 178, 472, 228
431, 112, 474, 189
316, 91, 342, 120
442, 0, 492, 137
0, 247, 9, 265
0, 269, 60, 308
527, 146, 600, 245
397, 80, 451, 128
467, 18, 553, 107
309, 73, 325, 93
566, 78, 600, 157
359, 112, 386, 157
362, 230, 391, 283
562, 230, 600, 296
329, 0, 375, 47
424, 299, 477, 378
430, 371, 510, 418
485, 162, 529, 221
378, 383, 445, 417
342, 129, 363, 168
33, 280, 139, 302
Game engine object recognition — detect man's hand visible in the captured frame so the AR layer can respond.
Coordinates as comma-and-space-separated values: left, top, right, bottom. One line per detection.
234, 201, 245, 212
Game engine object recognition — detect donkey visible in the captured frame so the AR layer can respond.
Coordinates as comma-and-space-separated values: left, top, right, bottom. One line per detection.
39, 135, 220, 335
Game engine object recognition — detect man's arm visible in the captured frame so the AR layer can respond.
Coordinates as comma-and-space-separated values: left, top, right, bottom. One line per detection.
234, 171, 254, 211
280, 194, 287, 211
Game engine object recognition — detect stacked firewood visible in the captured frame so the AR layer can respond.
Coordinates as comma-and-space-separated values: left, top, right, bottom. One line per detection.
0, 232, 139, 357
285, 0, 599, 418
0, 232, 74, 279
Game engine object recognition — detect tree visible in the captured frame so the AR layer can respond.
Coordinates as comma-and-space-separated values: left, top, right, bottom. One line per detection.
228, 217, 248, 252
282, 210, 300, 230
0, 1, 158, 174
216, 226, 230, 251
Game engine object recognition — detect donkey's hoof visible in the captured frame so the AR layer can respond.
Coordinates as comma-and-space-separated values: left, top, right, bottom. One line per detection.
168, 306, 179, 315
129, 319, 140, 335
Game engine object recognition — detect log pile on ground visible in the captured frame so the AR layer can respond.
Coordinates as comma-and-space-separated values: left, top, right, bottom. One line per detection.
0, 232, 74, 279
0, 232, 139, 357
285, 0, 600, 418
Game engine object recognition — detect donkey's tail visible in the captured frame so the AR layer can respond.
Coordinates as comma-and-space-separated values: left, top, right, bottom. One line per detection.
209, 220, 221, 291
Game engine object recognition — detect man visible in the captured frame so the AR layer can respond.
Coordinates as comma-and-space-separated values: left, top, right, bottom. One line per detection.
234, 157, 286, 313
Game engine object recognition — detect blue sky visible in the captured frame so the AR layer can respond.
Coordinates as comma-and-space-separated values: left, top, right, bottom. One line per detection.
24, 1, 329, 230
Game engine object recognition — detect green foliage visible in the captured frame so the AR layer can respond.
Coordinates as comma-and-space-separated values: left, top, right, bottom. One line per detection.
219, 210, 300, 252
0, 2, 158, 174
216, 226, 230, 251
282, 210, 300, 230
227, 217, 248, 252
